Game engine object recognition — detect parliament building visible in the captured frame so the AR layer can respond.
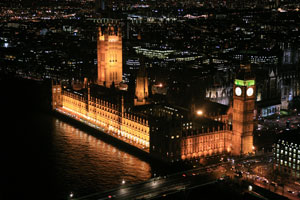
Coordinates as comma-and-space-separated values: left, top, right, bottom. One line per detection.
52, 24, 256, 162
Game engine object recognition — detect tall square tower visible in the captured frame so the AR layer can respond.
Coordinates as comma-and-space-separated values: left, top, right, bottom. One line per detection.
97, 24, 123, 88
232, 63, 255, 155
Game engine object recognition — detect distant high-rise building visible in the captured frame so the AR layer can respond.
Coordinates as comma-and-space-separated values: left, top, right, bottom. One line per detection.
97, 24, 123, 88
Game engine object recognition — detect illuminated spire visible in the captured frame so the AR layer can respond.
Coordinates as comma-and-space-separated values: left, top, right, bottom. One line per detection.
134, 61, 149, 106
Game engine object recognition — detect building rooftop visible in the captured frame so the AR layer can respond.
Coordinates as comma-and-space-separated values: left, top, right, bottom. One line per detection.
194, 99, 229, 117
276, 128, 300, 144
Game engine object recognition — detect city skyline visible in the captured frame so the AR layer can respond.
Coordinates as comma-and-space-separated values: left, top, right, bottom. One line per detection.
1, 0, 300, 199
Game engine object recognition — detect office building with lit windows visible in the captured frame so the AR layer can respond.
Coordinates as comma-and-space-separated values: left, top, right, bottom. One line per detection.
273, 129, 300, 178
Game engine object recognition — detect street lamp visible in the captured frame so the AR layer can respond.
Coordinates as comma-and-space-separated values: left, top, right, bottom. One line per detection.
252, 146, 255, 153
196, 110, 203, 116
68, 192, 74, 199
122, 179, 125, 184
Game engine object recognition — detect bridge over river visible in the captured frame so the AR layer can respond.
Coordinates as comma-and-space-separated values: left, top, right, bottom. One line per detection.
73, 154, 272, 200
73, 165, 220, 200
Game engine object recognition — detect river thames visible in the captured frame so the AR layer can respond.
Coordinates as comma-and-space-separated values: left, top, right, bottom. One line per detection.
2, 78, 162, 200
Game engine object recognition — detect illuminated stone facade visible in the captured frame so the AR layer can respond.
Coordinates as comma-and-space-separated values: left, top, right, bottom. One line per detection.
180, 127, 233, 160
52, 81, 62, 110
52, 84, 150, 152
232, 64, 255, 155
52, 69, 255, 161
97, 24, 123, 88
134, 65, 149, 106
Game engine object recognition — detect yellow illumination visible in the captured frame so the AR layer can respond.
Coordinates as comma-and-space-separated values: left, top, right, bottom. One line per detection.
196, 110, 203, 116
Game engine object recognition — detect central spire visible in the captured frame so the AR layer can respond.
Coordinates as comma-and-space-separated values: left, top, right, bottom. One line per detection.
134, 61, 149, 106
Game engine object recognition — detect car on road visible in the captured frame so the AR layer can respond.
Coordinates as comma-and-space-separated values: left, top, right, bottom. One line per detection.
270, 182, 277, 187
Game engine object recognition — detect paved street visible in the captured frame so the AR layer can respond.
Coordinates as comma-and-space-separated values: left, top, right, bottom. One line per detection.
73, 166, 219, 200
72, 155, 281, 200
257, 113, 300, 132
222, 153, 300, 200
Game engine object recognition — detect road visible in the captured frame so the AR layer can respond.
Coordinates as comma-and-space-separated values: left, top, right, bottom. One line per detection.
73, 167, 218, 200
253, 180, 300, 200
257, 113, 300, 132
72, 154, 271, 200
225, 153, 300, 200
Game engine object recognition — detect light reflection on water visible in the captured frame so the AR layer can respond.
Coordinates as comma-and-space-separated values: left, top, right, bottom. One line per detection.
52, 119, 151, 198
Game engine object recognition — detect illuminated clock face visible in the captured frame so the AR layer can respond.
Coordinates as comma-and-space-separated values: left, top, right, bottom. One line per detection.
247, 87, 254, 96
235, 87, 242, 96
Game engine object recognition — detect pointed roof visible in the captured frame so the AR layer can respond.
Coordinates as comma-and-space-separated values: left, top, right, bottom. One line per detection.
269, 69, 275, 78
236, 63, 255, 81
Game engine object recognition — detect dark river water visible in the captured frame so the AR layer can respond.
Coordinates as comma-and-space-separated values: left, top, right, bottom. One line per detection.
1, 78, 167, 200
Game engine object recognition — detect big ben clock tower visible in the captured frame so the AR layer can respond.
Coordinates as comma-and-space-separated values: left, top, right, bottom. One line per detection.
232, 63, 255, 155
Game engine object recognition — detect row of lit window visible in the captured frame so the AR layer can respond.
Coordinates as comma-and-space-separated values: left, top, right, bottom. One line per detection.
276, 159, 300, 170
183, 122, 192, 126
275, 150, 300, 158
90, 105, 117, 115
183, 126, 193, 130
183, 143, 223, 153
170, 135, 180, 139
183, 136, 222, 144
275, 145, 300, 154
63, 98, 86, 107
278, 141, 300, 148
275, 155, 300, 163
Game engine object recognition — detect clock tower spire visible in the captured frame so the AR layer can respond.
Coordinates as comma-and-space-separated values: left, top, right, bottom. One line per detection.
232, 63, 255, 155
